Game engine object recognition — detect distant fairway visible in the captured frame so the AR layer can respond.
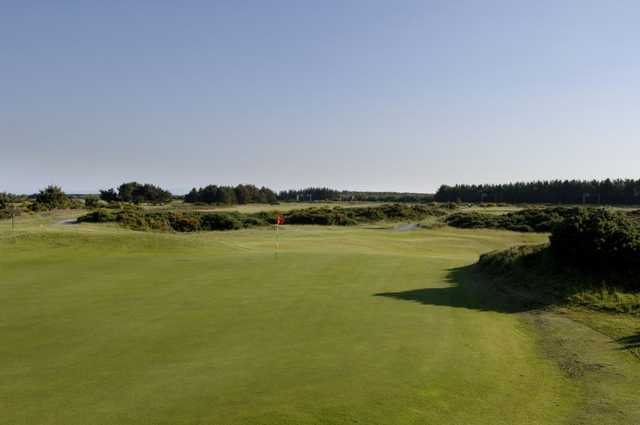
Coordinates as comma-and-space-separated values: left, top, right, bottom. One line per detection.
1, 214, 639, 424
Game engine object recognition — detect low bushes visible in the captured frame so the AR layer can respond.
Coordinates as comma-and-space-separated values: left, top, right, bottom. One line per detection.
200, 213, 242, 230
84, 196, 100, 209
31, 185, 83, 211
284, 208, 356, 226
77, 203, 446, 232
283, 204, 445, 226
478, 209, 640, 310
77, 207, 274, 232
550, 209, 640, 283
77, 209, 118, 223
446, 207, 581, 232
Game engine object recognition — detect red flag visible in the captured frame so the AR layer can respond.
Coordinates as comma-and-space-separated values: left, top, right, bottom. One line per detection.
276, 215, 285, 225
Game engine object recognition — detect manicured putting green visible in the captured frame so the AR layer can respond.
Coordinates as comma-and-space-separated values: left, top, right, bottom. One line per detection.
0, 221, 616, 424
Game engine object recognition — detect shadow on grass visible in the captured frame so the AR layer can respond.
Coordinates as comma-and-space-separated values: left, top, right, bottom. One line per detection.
616, 333, 640, 350
374, 264, 544, 314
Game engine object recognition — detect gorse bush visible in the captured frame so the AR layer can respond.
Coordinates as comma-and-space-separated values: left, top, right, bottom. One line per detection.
77, 203, 446, 232
446, 207, 581, 232
84, 196, 100, 209
284, 208, 355, 226
284, 204, 446, 226
168, 213, 202, 232
479, 208, 640, 295
0, 192, 24, 218
550, 209, 640, 284
77, 207, 274, 232
77, 209, 117, 223
200, 213, 243, 230
32, 185, 73, 210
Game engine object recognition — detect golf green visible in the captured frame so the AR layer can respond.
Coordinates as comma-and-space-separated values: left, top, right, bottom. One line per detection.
0, 221, 633, 424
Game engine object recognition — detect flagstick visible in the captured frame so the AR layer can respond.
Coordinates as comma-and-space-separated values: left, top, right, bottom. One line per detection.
275, 221, 279, 256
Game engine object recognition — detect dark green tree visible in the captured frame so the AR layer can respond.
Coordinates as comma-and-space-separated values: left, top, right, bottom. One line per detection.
0, 192, 8, 210
99, 188, 119, 202
34, 185, 70, 210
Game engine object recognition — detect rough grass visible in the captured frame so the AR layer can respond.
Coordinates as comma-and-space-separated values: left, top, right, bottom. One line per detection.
478, 244, 640, 364
1, 213, 639, 424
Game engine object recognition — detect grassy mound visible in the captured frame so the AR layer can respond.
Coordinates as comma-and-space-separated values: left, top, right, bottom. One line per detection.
479, 244, 640, 315
478, 208, 640, 315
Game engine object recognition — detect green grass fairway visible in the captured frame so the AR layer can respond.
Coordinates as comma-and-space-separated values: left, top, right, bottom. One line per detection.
1, 217, 638, 424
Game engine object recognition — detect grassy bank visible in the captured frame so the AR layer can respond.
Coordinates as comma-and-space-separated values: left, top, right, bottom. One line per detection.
478, 244, 640, 359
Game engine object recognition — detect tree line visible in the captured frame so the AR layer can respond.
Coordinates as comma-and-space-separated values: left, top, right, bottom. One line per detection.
184, 184, 277, 205
100, 182, 173, 204
0, 186, 82, 213
277, 187, 434, 203
434, 179, 640, 204
7, 178, 640, 209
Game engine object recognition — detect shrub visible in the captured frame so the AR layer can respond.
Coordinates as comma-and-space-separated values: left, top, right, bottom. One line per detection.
446, 212, 497, 229
84, 196, 100, 209
550, 209, 640, 286
0, 193, 9, 210
285, 208, 341, 225
200, 213, 243, 230
168, 213, 201, 232
77, 209, 117, 223
507, 224, 534, 233
446, 207, 581, 233
251, 211, 279, 223
33, 185, 71, 210
77, 203, 448, 233
240, 216, 269, 227
478, 242, 640, 313
115, 207, 165, 231
99, 189, 119, 202
283, 204, 445, 226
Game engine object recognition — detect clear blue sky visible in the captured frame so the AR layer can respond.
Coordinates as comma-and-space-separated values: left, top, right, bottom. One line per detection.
2, 1, 639, 194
